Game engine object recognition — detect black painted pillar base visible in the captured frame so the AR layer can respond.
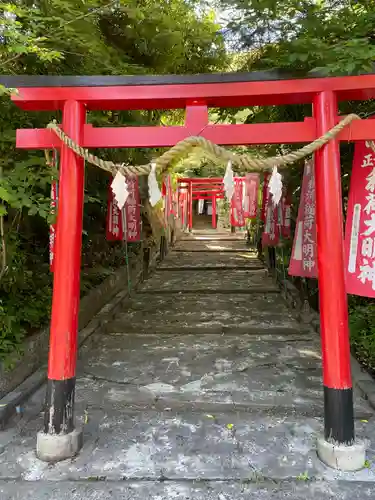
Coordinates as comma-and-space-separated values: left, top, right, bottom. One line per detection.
324, 386, 355, 444
38, 377, 83, 462
44, 378, 76, 435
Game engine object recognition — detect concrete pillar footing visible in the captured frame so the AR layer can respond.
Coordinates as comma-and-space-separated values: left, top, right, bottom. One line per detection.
36, 428, 83, 463
317, 436, 367, 471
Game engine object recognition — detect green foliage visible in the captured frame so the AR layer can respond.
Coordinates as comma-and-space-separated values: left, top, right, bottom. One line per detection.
349, 299, 375, 373
220, 0, 375, 76
0, 156, 56, 220
0, 234, 52, 358
0, 0, 224, 358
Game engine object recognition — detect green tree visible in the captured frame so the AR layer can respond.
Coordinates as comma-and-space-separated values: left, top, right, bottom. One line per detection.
0, 0, 225, 358
219, 0, 375, 76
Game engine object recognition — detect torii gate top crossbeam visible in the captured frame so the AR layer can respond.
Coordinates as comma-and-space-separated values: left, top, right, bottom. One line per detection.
4, 71, 375, 111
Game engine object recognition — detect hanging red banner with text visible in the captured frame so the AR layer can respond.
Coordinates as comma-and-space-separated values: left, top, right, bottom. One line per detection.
344, 141, 375, 297
281, 192, 292, 239
231, 178, 245, 227
262, 192, 280, 247
106, 182, 124, 241
244, 173, 259, 219
261, 173, 270, 222
49, 179, 58, 272
123, 175, 141, 242
289, 160, 317, 278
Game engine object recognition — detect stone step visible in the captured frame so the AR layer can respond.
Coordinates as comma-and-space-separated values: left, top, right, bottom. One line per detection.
173, 240, 253, 252
105, 325, 309, 336
159, 252, 264, 270
77, 333, 372, 418
72, 375, 373, 419
190, 229, 244, 236
139, 269, 278, 294
0, 480, 373, 500
180, 236, 247, 241
1, 406, 373, 483
0, 478, 373, 500
105, 293, 301, 334
173, 248, 255, 253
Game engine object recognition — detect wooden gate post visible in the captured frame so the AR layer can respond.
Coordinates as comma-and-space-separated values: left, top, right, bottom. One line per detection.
37, 100, 86, 462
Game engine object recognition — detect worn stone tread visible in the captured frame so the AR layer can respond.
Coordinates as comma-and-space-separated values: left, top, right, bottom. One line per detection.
159, 252, 263, 269
139, 269, 277, 293
106, 293, 300, 334
173, 239, 253, 251
0, 409, 374, 482
76, 332, 372, 417
0, 480, 374, 500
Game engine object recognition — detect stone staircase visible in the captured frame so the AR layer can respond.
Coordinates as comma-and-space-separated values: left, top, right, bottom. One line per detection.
0, 231, 374, 499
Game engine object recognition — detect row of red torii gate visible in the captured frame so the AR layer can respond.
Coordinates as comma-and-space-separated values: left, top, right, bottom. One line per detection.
176, 175, 258, 230
105, 154, 374, 290
104, 174, 260, 239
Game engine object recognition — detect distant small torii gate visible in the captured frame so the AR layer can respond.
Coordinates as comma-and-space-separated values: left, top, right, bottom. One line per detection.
177, 177, 227, 230
3, 71, 375, 467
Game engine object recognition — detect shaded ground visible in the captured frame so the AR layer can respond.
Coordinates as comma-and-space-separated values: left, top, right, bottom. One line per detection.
0, 231, 374, 498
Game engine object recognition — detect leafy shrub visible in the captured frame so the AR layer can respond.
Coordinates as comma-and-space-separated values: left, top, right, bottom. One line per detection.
349, 299, 375, 374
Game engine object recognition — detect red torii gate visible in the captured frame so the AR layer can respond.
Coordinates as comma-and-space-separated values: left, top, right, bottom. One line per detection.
4, 71, 375, 467
177, 177, 227, 230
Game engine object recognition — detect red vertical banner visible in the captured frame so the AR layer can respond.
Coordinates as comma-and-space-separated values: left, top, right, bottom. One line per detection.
231, 177, 245, 227
289, 160, 317, 277
244, 173, 260, 219
124, 175, 141, 242
344, 141, 375, 297
281, 191, 292, 239
262, 192, 280, 247
106, 181, 124, 241
261, 173, 270, 222
49, 179, 58, 271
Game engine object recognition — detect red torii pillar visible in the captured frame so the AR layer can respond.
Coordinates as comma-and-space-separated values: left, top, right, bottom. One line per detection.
39, 100, 85, 461
313, 91, 356, 460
